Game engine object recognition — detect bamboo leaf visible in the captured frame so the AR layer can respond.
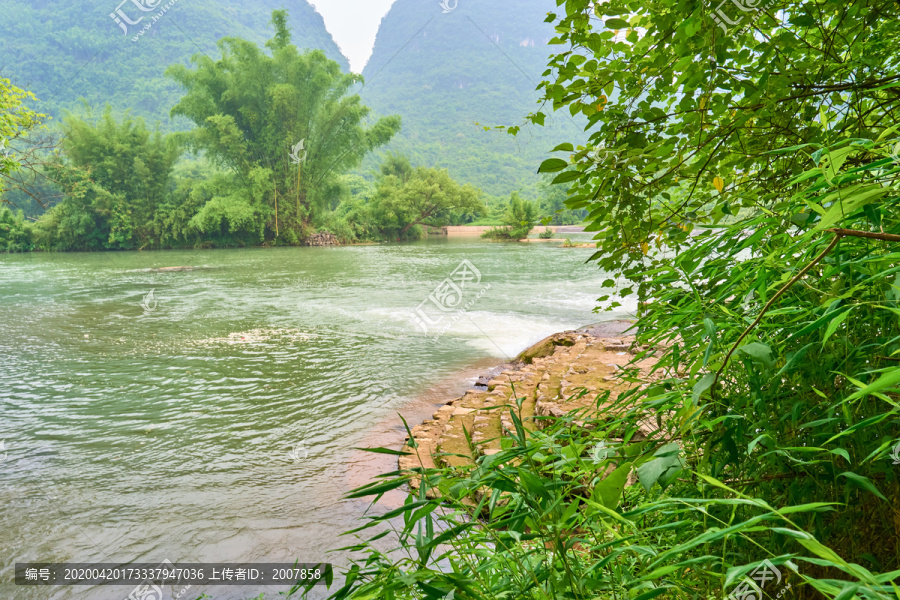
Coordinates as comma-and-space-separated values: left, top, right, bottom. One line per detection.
838, 471, 888, 501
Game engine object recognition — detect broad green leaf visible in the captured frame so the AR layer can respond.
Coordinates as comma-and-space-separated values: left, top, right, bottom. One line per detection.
813, 184, 890, 231
692, 373, 716, 405
830, 448, 851, 463
843, 367, 900, 402
838, 471, 888, 501
592, 462, 632, 509
538, 158, 568, 173
636, 444, 683, 492
822, 146, 855, 182
784, 305, 851, 344
822, 308, 851, 344
738, 341, 774, 369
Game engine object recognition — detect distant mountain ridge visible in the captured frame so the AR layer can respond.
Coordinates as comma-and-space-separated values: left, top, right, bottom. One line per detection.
0, 0, 348, 125
1, 0, 579, 198
358, 0, 584, 197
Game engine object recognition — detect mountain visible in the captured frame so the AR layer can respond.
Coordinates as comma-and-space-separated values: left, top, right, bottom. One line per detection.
0, 0, 348, 126
358, 0, 584, 198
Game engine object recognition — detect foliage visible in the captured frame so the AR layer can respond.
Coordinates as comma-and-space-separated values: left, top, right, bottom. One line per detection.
0, 206, 34, 251
358, 0, 586, 198
0, 0, 348, 126
335, 154, 483, 242
483, 192, 538, 240
6, 14, 404, 251
321, 340, 898, 599
532, 0, 900, 271
45, 106, 180, 250
538, 227, 555, 239
537, 175, 585, 225
0, 77, 46, 197
372, 155, 483, 238
319, 143, 900, 599
320, 1, 900, 598
167, 10, 401, 241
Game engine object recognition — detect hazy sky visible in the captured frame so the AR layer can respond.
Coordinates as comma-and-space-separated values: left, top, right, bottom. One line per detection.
310, 0, 398, 73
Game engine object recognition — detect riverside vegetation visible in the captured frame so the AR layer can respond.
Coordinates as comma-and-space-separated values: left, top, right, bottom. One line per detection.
1, 0, 585, 198
301, 1, 900, 600
0, 11, 583, 252
4, 0, 900, 598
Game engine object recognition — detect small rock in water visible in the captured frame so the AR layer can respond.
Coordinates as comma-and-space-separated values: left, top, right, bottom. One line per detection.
84, 334, 90, 339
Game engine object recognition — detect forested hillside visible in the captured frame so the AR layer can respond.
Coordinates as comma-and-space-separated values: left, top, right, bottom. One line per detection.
359, 0, 585, 197
0, 0, 348, 125
0, 0, 583, 198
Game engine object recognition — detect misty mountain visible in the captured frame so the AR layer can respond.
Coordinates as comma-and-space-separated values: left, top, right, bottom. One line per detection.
0, 0, 348, 124
358, 0, 584, 197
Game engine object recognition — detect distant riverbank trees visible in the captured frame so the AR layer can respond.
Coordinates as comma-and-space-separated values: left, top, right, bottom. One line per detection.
166, 10, 401, 245
331, 153, 483, 242
2, 11, 403, 251
482, 192, 538, 240
0, 10, 577, 252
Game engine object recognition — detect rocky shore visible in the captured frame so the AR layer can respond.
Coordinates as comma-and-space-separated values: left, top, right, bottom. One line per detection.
399, 320, 659, 487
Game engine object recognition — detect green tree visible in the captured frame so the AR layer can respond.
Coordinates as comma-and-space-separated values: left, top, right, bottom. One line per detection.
167, 9, 401, 243
1, 78, 45, 198
483, 192, 537, 239
537, 175, 583, 225
0, 206, 33, 251
533, 0, 900, 266
373, 159, 483, 238
528, 0, 900, 583
49, 107, 180, 249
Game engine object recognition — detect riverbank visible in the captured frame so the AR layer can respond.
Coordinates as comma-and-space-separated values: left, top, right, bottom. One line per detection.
397, 320, 659, 488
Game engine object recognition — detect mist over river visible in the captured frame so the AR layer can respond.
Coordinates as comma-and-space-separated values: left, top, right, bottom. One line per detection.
0, 236, 631, 599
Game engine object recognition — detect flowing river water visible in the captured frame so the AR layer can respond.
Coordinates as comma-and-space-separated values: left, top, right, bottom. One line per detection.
0, 236, 632, 599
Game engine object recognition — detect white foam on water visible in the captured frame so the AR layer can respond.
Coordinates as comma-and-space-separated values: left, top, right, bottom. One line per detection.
441, 310, 586, 358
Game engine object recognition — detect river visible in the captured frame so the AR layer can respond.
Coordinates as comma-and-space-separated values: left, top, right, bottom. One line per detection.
0, 236, 631, 599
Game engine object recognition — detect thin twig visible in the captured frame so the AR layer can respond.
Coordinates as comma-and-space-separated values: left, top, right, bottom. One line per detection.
826, 228, 900, 242
712, 233, 843, 394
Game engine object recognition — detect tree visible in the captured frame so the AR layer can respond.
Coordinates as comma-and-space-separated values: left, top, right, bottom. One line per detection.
527, 0, 900, 581
532, 0, 900, 267
374, 162, 483, 238
48, 107, 180, 249
1, 77, 46, 198
483, 192, 537, 240
0, 206, 33, 251
537, 175, 583, 225
167, 10, 401, 243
